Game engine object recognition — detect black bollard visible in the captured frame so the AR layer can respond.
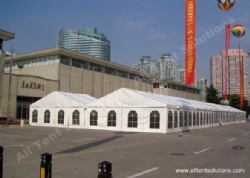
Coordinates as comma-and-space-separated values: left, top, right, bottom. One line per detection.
98, 161, 112, 178
0, 146, 3, 178
40, 153, 52, 178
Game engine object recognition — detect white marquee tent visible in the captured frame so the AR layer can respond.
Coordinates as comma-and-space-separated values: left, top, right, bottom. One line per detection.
85, 88, 246, 133
29, 88, 246, 133
29, 91, 96, 128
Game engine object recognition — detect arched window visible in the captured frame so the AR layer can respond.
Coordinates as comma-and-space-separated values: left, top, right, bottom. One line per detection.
90, 110, 98, 126
193, 111, 196, 126
150, 110, 160, 129
58, 110, 64, 124
189, 111, 192, 126
32, 110, 38, 123
72, 110, 80, 125
196, 112, 199, 126
128, 110, 138, 128
200, 112, 203, 126
174, 111, 178, 128
168, 111, 173, 129
179, 111, 183, 127
107, 110, 116, 127
44, 110, 50, 123
204, 112, 207, 125
184, 111, 188, 127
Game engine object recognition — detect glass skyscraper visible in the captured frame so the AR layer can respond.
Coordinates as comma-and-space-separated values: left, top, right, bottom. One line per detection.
57, 27, 110, 61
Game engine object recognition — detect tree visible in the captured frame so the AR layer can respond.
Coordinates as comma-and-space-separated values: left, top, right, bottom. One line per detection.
205, 84, 221, 104
229, 94, 249, 118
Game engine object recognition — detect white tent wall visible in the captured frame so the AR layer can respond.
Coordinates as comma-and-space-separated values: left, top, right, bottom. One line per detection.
53, 108, 85, 128
84, 108, 123, 131
121, 108, 145, 133
29, 107, 56, 127
139, 108, 167, 133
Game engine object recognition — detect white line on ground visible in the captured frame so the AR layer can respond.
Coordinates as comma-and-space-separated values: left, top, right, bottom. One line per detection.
73, 138, 94, 141
194, 148, 211, 154
125, 167, 159, 178
243, 133, 248, 136
3, 144, 24, 148
228, 138, 236, 142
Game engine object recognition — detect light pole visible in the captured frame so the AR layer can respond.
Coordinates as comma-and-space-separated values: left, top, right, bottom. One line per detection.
7, 46, 13, 124
0, 29, 15, 124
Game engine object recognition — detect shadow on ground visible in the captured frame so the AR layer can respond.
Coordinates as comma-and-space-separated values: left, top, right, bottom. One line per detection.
58, 135, 122, 154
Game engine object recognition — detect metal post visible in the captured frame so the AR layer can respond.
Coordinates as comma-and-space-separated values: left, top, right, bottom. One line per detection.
0, 146, 3, 178
40, 153, 52, 178
7, 46, 13, 124
98, 161, 112, 178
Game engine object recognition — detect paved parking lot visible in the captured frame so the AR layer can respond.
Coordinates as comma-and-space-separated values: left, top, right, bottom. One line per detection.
1, 123, 249, 178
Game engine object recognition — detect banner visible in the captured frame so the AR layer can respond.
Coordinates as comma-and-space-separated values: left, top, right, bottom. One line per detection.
185, 0, 196, 85
224, 24, 230, 100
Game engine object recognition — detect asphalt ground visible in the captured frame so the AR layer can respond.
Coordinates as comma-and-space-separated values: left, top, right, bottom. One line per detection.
0, 123, 249, 178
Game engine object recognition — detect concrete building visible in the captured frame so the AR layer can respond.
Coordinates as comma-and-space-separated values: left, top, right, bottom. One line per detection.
57, 27, 110, 61
210, 49, 249, 98
2, 47, 153, 120
153, 80, 201, 101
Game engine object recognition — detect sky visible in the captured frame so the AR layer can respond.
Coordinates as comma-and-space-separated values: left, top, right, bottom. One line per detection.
1, 0, 250, 84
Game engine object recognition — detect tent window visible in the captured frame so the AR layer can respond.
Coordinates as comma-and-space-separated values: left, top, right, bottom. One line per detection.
107, 110, 116, 127
206, 113, 209, 125
32, 110, 38, 123
200, 112, 203, 125
90, 110, 98, 126
128, 110, 138, 128
44, 110, 50, 123
193, 111, 196, 126
197, 112, 199, 126
58, 110, 64, 124
150, 110, 160, 129
179, 111, 183, 127
184, 111, 188, 127
188, 111, 192, 126
73, 110, 80, 125
168, 111, 173, 129
174, 111, 178, 128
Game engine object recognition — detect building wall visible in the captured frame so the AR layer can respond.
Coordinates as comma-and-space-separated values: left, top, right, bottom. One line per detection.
0, 74, 58, 118
153, 88, 200, 101
59, 63, 151, 98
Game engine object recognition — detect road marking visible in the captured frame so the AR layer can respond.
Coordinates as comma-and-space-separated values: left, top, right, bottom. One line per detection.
228, 138, 236, 142
73, 138, 94, 141
243, 133, 248, 136
194, 148, 211, 154
125, 167, 159, 178
3, 144, 24, 148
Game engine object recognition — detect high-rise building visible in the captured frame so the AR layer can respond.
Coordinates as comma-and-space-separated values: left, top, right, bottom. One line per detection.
57, 27, 110, 61
197, 78, 208, 101
133, 54, 184, 82
210, 49, 249, 98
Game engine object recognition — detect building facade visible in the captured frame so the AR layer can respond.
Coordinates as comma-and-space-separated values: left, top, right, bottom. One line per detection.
57, 27, 110, 61
2, 47, 153, 120
210, 49, 249, 98
153, 80, 201, 101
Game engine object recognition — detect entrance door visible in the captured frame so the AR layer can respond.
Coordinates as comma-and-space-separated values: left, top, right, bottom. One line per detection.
16, 103, 29, 120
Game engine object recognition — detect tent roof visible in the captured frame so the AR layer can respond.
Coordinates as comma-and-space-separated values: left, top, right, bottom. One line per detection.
87, 88, 244, 113
30, 91, 96, 108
